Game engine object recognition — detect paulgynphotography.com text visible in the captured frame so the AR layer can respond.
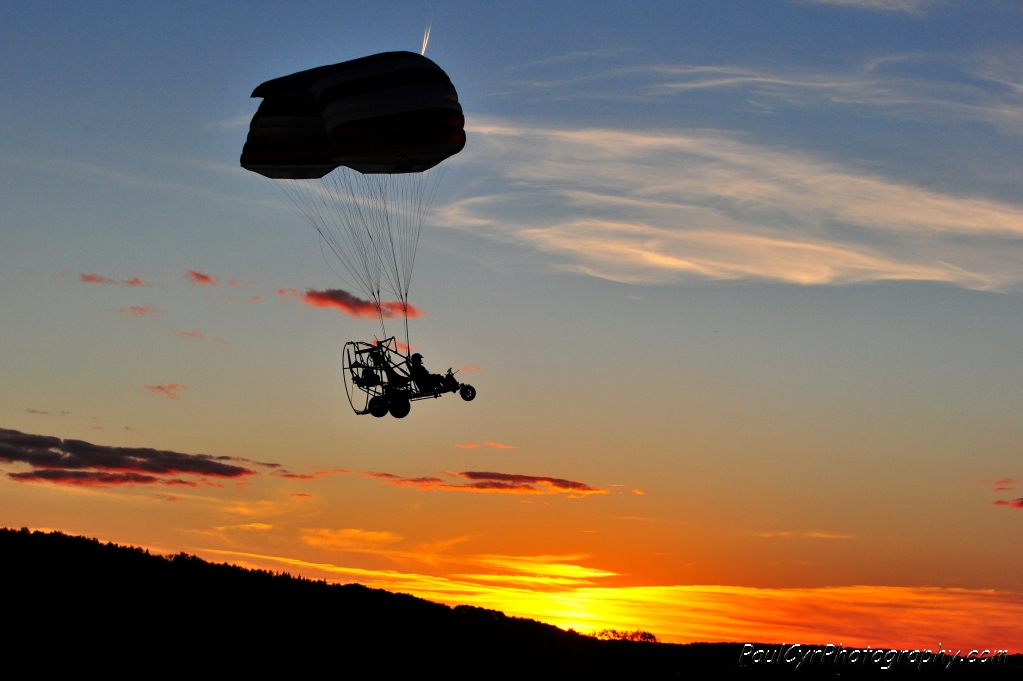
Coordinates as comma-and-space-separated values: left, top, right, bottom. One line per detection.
739, 643, 1009, 671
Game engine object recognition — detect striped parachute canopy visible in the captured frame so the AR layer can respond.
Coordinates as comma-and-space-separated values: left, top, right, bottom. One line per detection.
240, 52, 465, 340
241, 51, 465, 177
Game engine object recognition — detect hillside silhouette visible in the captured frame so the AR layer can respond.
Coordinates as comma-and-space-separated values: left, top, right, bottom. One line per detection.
1, 529, 1017, 678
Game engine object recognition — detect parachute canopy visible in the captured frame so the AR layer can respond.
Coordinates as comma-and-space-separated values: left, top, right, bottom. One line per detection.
241, 51, 465, 178
240, 52, 465, 343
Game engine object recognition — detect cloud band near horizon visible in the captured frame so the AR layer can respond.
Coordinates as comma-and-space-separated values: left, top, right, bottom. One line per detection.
361, 470, 606, 495
0, 427, 259, 487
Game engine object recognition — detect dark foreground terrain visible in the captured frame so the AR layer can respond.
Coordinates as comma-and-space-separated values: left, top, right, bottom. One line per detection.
1, 528, 1017, 678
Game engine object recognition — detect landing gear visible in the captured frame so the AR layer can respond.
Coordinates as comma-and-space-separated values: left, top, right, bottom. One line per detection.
367, 395, 389, 418
459, 384, 476, 402
388, 395, 411, 419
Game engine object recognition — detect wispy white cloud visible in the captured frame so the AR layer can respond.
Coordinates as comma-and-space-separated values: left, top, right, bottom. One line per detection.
500, 48, 633, 73
799, 0, 939, 13
441, 120, 1023, 290
503, 51, 1023, 134
660, 56, 1023, 133
7, 153, 276, 214
202, 113, 253, 129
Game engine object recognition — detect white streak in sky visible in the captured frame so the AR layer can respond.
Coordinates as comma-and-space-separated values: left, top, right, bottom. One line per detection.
421, 23, 431, 56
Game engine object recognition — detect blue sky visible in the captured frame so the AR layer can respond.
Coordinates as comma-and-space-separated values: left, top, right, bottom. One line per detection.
6, 0, 1022, 286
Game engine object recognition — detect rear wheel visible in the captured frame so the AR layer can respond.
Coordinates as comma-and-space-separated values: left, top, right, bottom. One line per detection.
459, 385, 476, 402
368, 395, 389, 418
389, 396, 411, 418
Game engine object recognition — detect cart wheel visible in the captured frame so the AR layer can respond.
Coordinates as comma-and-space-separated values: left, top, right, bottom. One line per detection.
389, 396, 411, 419
459, 385, 476, 402
368, 395, 389, 418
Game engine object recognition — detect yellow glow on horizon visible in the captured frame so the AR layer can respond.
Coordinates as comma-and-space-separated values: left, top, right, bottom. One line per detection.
200, 548, 1023, 651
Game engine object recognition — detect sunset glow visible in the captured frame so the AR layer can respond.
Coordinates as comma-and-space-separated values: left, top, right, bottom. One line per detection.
2, 0, 1020, 655
198, 548, 1023, 651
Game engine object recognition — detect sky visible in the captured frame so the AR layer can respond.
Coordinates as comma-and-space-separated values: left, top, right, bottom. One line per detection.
1, 0, 1022, 650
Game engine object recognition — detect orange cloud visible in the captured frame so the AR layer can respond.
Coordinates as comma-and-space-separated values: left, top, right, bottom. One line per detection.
750, 531, 854, 540
455, 443, 480, 449
990, 478, 1019, 493
469, 554, 615, 581
632, 489, 644, 495
985, 478, 1021, 508
80, 273, 116, 284
484, 441, 515, 450
279, 287, 424, 319
82, 273, 155, 286
359, 470, 606, 495
241, 295, 261, 303
174, 329, 230, 345
185, 270, 219, 286
361, 471, 445, 487
274, 467, 350, 481
287, 288, 376, 317
460, 471, 604, 494
290, 493, 312, 498
459, 365, 481, 372
116, 304, 166, 319
142, 383, 186, 400
301, 528, 403, 550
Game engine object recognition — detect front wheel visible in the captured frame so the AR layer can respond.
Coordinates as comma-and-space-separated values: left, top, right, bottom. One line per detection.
459, 385, 476, 402
389, 396, 411, 419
